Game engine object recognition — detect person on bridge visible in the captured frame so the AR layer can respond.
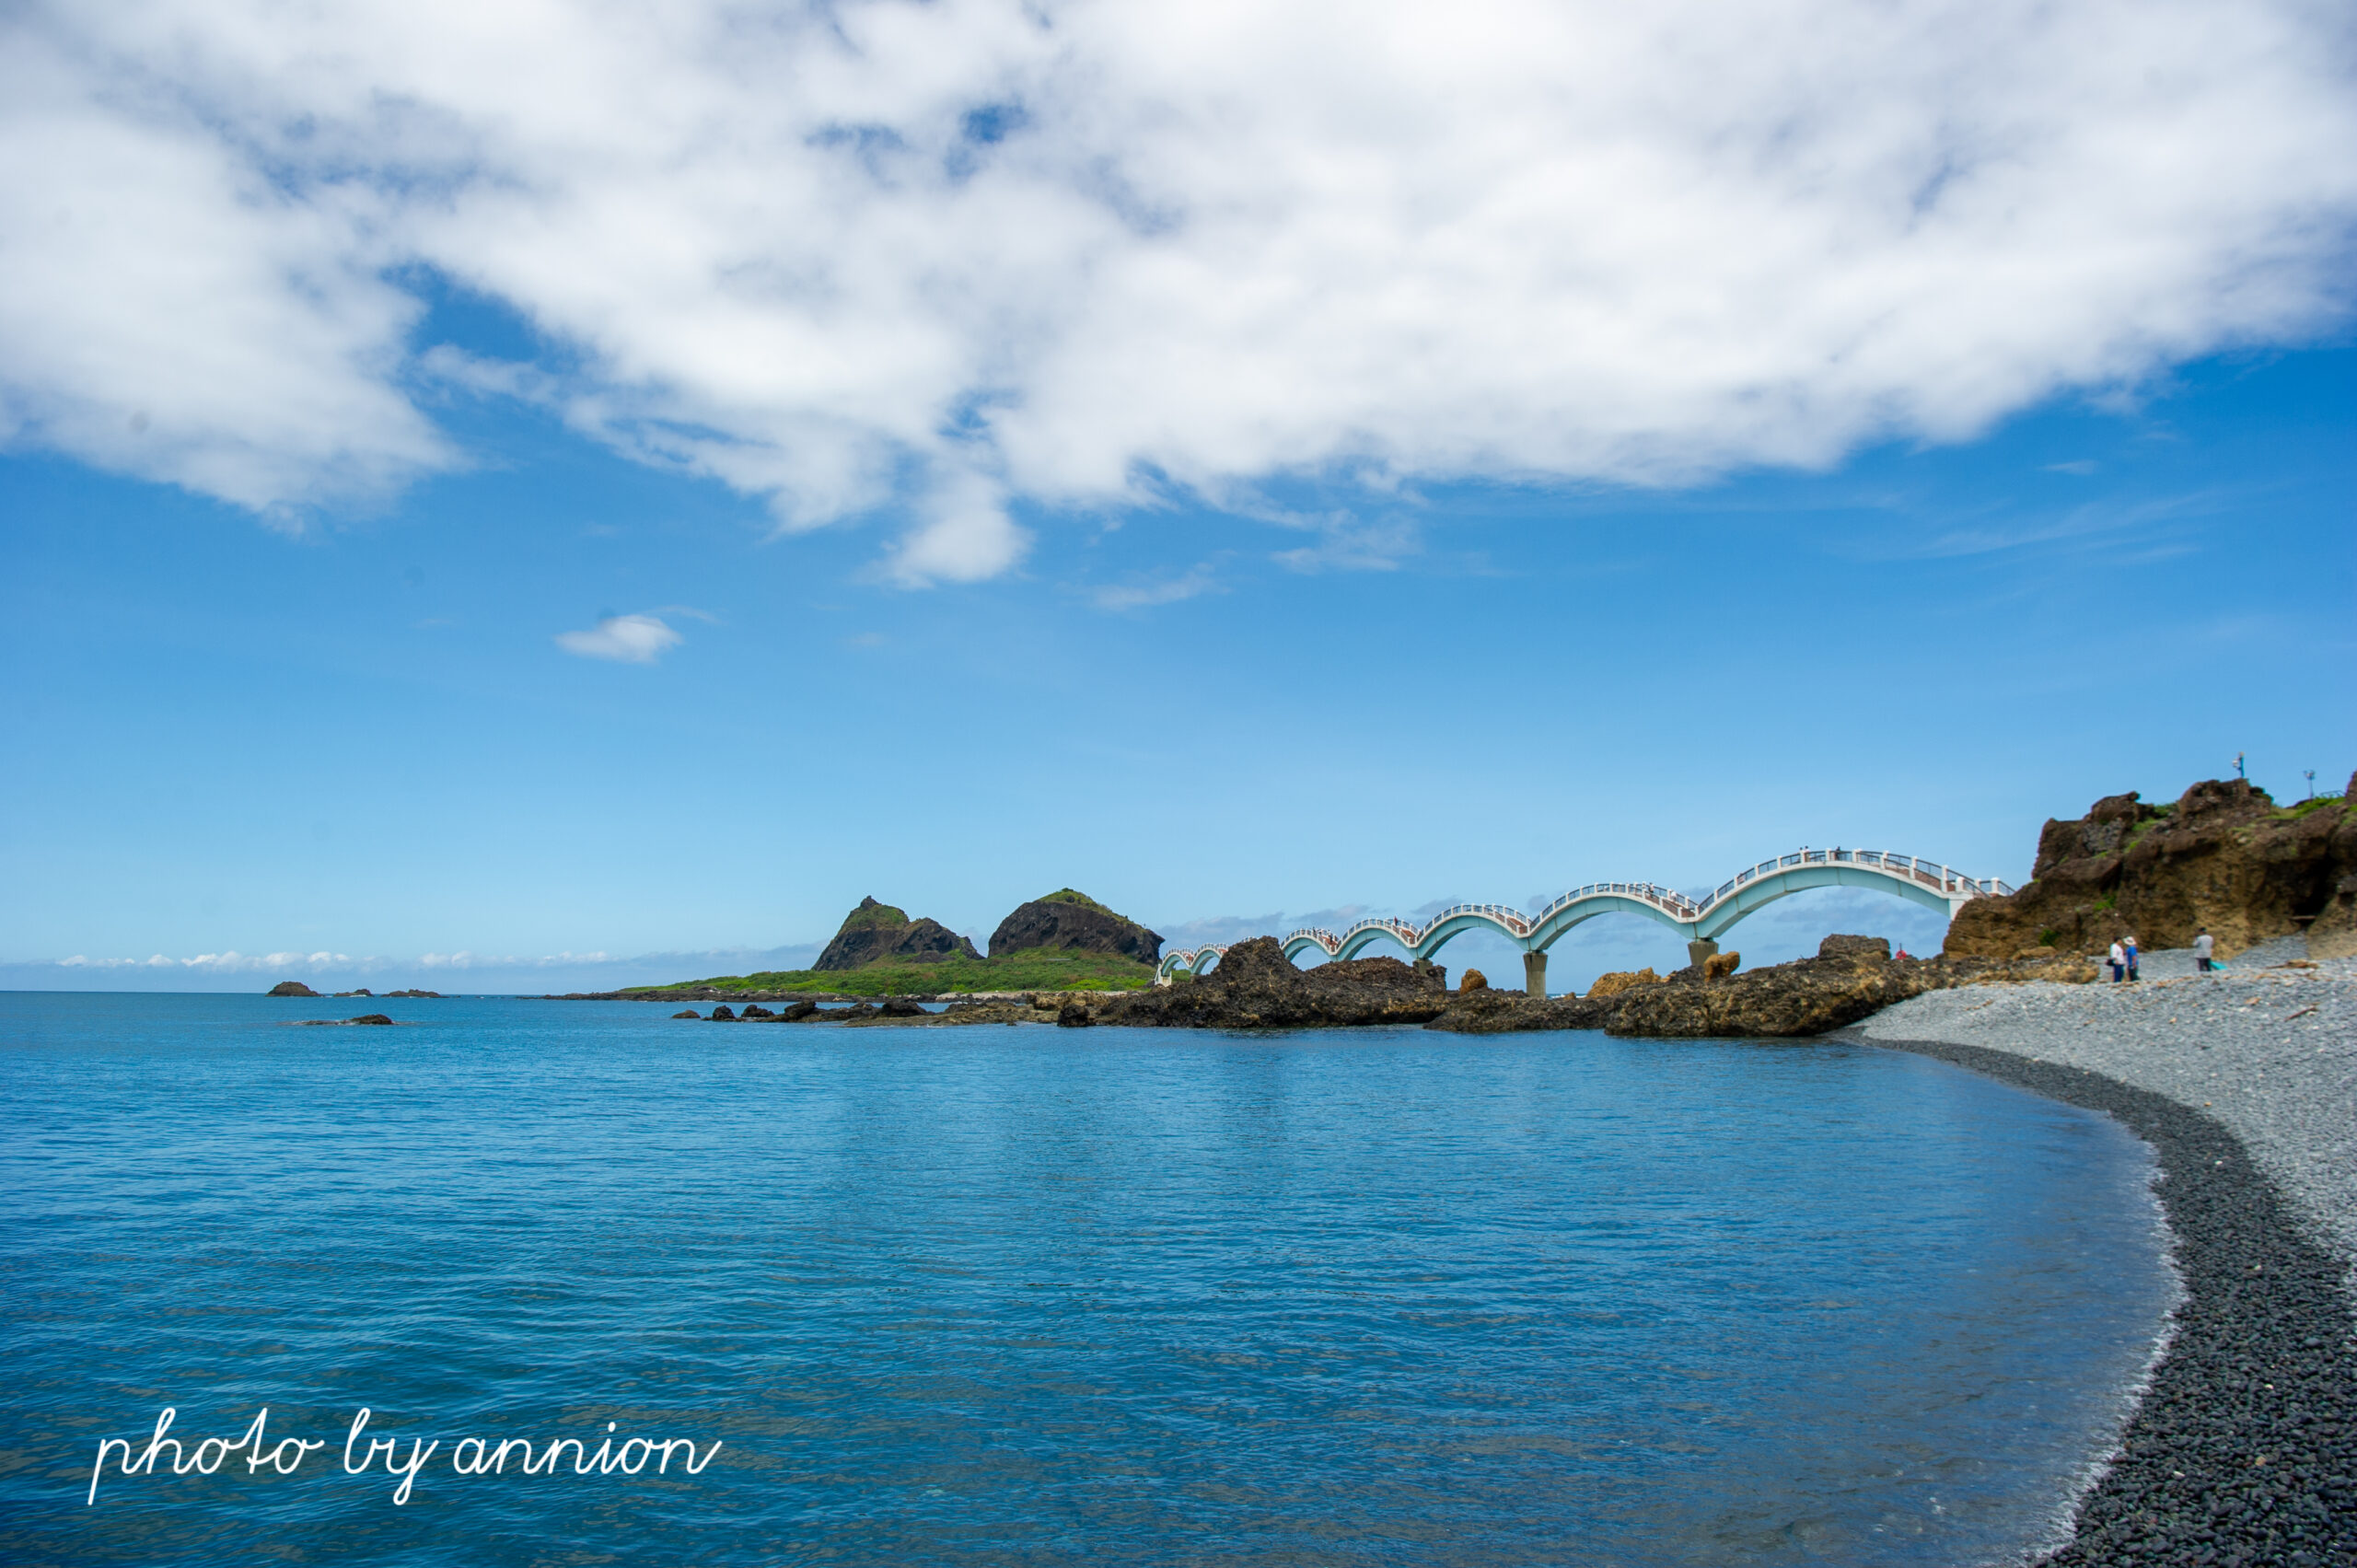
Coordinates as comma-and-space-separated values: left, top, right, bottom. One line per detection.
2107, 940, 2126, 982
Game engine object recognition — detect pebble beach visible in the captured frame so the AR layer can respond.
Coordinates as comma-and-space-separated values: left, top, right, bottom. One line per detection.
1851, 937, 2357, 1566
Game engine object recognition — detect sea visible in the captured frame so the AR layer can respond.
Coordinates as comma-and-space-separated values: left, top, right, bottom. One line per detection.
0, 993, 2178, 1566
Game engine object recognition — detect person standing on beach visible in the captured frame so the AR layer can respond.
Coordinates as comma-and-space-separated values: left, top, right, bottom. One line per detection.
2108, 939, 2126, 982
2194, 928, 2215, 974
2124, 935, 2140, 981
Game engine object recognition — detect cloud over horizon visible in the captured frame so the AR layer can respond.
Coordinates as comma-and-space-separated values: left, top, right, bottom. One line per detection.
555, 613, 684, 663
3, 0, 2351, 577
16, 942, 830, 993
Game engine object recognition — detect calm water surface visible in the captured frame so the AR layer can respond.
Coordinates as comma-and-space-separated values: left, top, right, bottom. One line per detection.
0, 993, 2175, 1565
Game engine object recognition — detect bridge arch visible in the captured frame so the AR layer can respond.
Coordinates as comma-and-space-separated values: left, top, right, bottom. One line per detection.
1153, 945, 1229, 983
1686, 856, 1970, 941
1152, 849, 2011, 988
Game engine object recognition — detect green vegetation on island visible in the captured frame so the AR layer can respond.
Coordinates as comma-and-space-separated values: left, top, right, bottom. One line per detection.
622, 948, 1155, 998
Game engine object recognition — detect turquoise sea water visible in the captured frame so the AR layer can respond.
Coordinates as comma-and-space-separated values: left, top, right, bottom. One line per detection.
0, 993, 2174, 1565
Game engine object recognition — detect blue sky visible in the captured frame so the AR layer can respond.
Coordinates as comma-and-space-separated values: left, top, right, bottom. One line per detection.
3, 1, 2352, 993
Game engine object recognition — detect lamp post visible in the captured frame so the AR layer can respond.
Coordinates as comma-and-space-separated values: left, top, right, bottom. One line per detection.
2306, 770, 2317, 800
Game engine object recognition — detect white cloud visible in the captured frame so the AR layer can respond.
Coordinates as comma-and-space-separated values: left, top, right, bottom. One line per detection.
1092, 564, 1220, 610
1158, 906, 1374, 948
554, 613, 682, 663
878, 470, 1030, 585
60, 949, 355, 972
10, 942, 831, 993
1271, 514, 1421, 574
3, 0, 2352, 573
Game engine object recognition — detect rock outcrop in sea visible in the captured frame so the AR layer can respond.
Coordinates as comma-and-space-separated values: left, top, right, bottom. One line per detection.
1096, 936, 1450, 1028
1071, 935, 2091, 1038
989, 889, 1164, 964
813, 896, 982, 970
1942, 773, 2357, 961
267, 981, 319, 997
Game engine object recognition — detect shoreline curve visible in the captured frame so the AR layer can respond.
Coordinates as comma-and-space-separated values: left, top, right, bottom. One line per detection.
1850, 1033, 2356, 1565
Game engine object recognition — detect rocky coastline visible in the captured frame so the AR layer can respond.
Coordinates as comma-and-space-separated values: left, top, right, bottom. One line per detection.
644, 935, 2098, 1034
982, 931, 2094, 1035
1852, 951, 2357, 1566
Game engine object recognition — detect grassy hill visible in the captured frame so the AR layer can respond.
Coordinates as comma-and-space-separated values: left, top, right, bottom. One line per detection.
622, 948, 1155, 998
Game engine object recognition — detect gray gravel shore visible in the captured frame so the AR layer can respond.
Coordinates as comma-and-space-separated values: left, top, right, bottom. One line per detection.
1847, 939, 2356, 1566
1859, 938, 2357, 1285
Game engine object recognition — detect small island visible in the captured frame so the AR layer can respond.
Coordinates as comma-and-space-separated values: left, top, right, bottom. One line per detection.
558, 889, 1166, 1000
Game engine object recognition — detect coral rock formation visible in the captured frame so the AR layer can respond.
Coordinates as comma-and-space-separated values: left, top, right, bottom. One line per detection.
1098, 937, 1450, 1029
1944, 775, 2357, 960
1586, 968, 1663, 999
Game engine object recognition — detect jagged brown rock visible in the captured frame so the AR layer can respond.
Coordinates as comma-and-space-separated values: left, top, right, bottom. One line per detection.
1419, 936, 2093, 1040
988, 889, 1164, 964
1097, 933, 2088, 1039
1458, 968, 1488, 993
1586, 968, 1662, 998
1701, 950, 1742, 981
813, 896, 982, 970
1424, 990, 1619, 1034
934, 999, 1057, 1026
1098, 936, 1450, 1028
1944, 775, 2357, 960
1816, 935, 1889, 963
1608, 936, 1933, 1038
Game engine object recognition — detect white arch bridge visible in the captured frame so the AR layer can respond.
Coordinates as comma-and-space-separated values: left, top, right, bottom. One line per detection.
1154, 847, 2015, 994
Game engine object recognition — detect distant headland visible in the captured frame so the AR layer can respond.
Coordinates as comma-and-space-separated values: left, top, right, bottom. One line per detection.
549, 889, 1167, 1002
537, 771, 2354, 1032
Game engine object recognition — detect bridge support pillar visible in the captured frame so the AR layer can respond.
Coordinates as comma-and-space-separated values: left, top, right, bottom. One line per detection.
1522, 950, 1548, 998
1687, 938, 1720, 973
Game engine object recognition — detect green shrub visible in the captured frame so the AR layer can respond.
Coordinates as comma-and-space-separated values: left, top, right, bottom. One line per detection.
623, 949, 1156, 998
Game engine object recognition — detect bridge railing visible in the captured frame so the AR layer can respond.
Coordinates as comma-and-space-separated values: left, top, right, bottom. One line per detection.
1422, 902, 1534, 937
1170, 846, 2014, 981
1709, 849, 2015, 905
1533, 881, 1701, 923
1155, 944, 1230, 981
